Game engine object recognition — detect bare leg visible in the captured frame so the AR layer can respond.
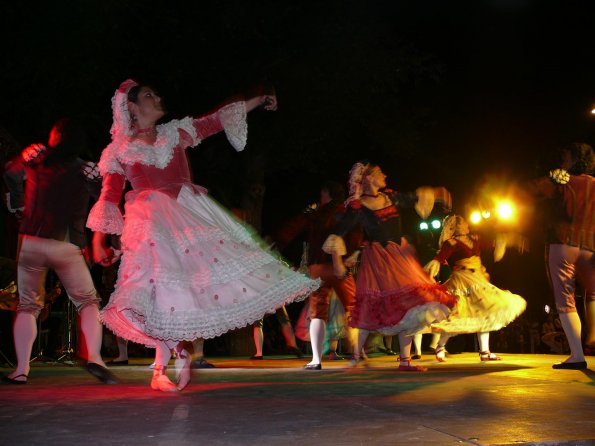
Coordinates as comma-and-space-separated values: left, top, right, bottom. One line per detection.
7, 312, 36, 381
351, 328, 369, 365
113, 337, 129, 362
280, 320, 298, 349
253, 323, 263, 357
277, 307, 302, 357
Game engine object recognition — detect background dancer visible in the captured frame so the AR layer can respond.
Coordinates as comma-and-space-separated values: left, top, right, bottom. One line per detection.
272, 181, 362, 370
324, 161, 455, 372
250, 307, 303, 360
524, 143, 594, 370
89, 79, 319, 391
424, 215, 527, 362
2, 118, 117, 385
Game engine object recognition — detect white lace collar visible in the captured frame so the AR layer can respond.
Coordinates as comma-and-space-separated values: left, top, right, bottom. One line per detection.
98, 117, 198, 175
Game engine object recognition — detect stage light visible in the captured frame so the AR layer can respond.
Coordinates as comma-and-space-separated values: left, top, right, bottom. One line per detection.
496, 201, 514, 220
431, 219, 441, 229
469, 211, 481, 224
419, 222, 429, 230
544, 304, 550, 314
481, 210, 491, 219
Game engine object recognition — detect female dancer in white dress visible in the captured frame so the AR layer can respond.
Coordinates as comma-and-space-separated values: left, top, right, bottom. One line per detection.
88, 79, 319, 391
424, 215, 526, 361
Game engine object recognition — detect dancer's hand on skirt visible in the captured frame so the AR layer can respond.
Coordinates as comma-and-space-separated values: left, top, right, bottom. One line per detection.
423, 259, 440, 280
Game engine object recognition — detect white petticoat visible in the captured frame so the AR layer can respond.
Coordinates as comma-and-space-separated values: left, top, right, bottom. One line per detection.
430, 256, 526, 334
100, 185, 320, 346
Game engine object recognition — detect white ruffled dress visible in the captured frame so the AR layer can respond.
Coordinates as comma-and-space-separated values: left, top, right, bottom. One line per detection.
87, 102, 319, 346
430, 239, 526, 335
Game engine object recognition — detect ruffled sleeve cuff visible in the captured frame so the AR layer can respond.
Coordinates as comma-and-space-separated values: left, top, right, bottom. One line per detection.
86, 201, 124, 235
414, 186, 435, 219
218, 102, 247, 152
322, 234, 347, 256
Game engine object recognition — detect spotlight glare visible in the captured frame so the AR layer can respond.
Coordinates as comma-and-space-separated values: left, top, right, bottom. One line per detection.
481, 210, 491, 219
470, 211, 482, 224
431, 219, 441, 229
419, 222, 429, 231
496, 201, 514, 220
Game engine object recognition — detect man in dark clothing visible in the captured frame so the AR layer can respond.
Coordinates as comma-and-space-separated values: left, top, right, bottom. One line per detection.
274, 181, 362, 370
2, 118, 117, 384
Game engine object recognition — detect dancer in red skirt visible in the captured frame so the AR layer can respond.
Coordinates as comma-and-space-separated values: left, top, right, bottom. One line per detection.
323, 161, 456, 371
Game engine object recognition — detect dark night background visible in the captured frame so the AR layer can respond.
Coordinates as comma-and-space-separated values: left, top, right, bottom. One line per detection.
1, 1, 594, 350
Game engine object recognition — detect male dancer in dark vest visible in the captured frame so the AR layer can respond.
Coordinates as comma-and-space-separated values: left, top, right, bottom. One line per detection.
2, 118, 117, 384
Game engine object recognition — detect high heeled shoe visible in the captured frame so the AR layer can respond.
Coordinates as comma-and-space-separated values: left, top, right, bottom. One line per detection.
150, 365, 178, 392
174, 347, 192, 391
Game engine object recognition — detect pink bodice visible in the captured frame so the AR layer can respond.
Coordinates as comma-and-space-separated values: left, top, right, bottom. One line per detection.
125, 146, 193, 199
87, 102, 248, 235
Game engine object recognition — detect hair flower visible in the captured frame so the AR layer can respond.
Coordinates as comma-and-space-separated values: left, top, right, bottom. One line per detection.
549, 169, 570, 185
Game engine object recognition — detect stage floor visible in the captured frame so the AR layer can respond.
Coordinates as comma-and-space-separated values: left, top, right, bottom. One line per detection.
1, 353, 594, 445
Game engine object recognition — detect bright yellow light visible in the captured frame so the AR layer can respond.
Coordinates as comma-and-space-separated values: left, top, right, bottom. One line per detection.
470, 211, 482, 224
496, 201, 514, 220
481, 210, 491, 219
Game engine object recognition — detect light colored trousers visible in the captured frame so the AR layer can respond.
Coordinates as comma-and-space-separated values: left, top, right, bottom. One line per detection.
17, 235, 100, 317
547, 243, 594, 313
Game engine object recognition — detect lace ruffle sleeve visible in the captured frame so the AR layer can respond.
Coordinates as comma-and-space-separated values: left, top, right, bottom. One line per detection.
86, 172, 126, 235
190, 101, 247, 151
87, 200, 124, 235
218, 102, 247, 152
